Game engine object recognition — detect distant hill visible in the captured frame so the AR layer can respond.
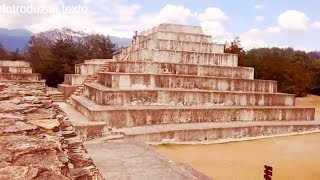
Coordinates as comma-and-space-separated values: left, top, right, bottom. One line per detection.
0, 28, 132, 52
109, 36, 131, 48
0, 28, 33, 52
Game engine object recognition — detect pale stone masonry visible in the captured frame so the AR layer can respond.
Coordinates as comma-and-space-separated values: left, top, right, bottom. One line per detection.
0, 60, 45, 87
59, 23, 320, 142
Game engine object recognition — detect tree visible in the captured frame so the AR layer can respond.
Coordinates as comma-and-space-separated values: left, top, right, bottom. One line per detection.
26, 28, 116, 87
224, 37, 314, 96
0, 43, 7, 59
224, 37, 247, 66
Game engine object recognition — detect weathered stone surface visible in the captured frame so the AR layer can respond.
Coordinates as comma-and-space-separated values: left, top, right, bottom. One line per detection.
28, 119, 60, 130
84, 141, 210, 179
0, 67, 104, 180
3, 121, 37, 133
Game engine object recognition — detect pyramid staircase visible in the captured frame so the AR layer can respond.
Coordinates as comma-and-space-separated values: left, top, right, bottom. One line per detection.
62, 24, 319, 142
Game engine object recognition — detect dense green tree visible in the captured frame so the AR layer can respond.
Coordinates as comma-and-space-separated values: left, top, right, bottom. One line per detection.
225, 37, 313, 96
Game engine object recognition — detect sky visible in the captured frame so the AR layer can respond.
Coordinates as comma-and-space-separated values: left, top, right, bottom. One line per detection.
0, 0, 319, 51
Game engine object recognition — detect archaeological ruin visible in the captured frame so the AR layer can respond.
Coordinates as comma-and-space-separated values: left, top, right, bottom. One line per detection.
0, 60, 104, 179
58, 23, 320, 142
2, 23, 320, 179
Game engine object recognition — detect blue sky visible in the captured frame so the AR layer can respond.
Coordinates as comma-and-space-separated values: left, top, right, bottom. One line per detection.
0, 0, 319, 50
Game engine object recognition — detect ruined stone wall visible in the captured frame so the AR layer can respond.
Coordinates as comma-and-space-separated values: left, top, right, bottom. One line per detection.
0, 83, 104, 179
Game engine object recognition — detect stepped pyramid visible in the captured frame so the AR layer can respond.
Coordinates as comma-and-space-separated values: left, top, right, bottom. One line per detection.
59, 24, 320, 142
0, 60, 45, 87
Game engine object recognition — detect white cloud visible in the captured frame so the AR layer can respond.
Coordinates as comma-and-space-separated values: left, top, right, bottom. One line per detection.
197, 7, 228, 21
197, 7, 231, 42
240, 28, 266, 49
278, 10, 309, 31
254, 4, 264, 10
141, 4, 193, 29
255, 16, 264, 22
312, 21, 320, 29
266, 26, 281, 34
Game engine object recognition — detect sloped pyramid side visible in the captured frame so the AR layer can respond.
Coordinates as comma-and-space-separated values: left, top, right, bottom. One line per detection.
65, 23, 319, 142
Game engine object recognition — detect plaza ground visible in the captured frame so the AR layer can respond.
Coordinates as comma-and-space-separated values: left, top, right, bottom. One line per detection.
156, 95, 320, 179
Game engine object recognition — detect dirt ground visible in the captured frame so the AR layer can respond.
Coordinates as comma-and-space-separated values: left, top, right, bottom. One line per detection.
156, 95, 320, 180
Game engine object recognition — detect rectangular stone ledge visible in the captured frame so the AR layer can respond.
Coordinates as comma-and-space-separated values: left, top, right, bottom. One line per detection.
117, 49, 238, 67
64, 74, 88, 85
0, 73, 41, 81
74, 123, 107, 141
84, 59, 114, 64
0, 80, 46, 88
152, 31, 213, 43
0, 60, 30, 67
70, 96, 315, 128
84, 82, 294, 106
58, 84, 78, 99
75, 63, 102, 75
97, 73, 277, 93
102, 61, 254, 79
134, 38, 224, 54
119, 121, 320, 142
0, 66, 32, 73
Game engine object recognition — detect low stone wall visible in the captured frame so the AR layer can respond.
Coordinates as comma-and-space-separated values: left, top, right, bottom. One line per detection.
0, 60, 30, 67
123, 125, 320, 142
75, 64, 102, 75
58, 84, 77, 99
0, 66, 32, 73
85, 83, 294, 106
135, 38, 226, 54
64, 74, 88, 85
97, 73, 277, 93
0, 73, 41, 81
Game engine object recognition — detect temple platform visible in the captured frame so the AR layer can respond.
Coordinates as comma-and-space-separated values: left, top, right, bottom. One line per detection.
70, 95, 314, 128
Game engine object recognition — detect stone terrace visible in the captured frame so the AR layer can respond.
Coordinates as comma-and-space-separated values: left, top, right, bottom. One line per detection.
0, 60, 45, 87
59, 23, 320, 142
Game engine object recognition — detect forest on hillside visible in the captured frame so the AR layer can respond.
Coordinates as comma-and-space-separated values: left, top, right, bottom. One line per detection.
0, 29, 319, 97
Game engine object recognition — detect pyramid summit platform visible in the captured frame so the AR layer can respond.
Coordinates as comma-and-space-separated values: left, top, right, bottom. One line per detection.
58, 23, 320, 142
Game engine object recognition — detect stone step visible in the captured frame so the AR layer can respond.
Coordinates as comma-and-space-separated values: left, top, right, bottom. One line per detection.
102, 134, 124, 142
114, 121, 320, 142
101, 61, 254, 79
70, 95, 315, 128
97, 72, 277, 93
0, 73, 41, 81
0, 66, 32, 73
0, 60, 31, 67
148, 30, 213, 43
0, 79, 46, 87
54, 102, 108, 141
133, 38, 225, 54
64, 74, 88, 85
116, 49, 238, 67
84, 82, 294, 106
